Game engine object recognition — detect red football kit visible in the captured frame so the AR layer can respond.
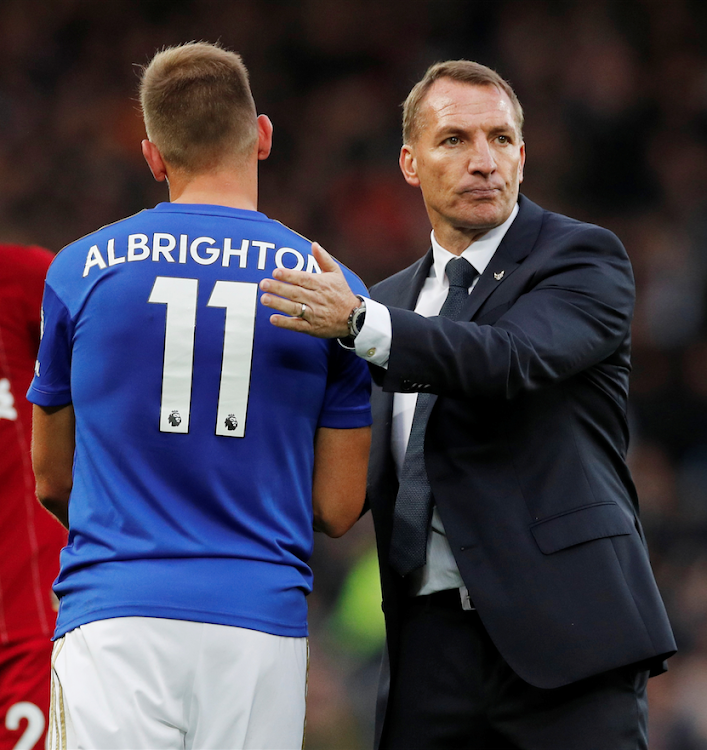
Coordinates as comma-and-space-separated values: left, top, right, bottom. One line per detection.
0, 244, 66, 750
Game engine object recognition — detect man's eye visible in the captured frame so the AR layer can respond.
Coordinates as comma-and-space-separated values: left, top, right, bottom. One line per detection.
445, 136, 460, 145
497, 135, 510, 144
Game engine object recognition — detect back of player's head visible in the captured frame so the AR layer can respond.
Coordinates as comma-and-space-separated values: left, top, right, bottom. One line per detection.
140, 41, 258, 174
402, 59, 524, 144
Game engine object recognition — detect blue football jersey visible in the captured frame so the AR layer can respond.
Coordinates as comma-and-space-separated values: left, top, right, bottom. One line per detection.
27, 203, 372, 639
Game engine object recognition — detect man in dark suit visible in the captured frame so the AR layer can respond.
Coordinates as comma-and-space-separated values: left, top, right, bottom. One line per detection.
260, 60, 676, 750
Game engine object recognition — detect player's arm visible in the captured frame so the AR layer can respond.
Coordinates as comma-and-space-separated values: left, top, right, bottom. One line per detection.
312, 425, 371, 537
32, 403, 75, 529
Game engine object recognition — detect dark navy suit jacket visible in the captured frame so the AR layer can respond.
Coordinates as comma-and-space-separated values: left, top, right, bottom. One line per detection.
367, 195, 676, 744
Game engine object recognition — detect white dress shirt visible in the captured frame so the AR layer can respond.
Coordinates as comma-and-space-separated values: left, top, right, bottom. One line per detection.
354, 204, 519, 595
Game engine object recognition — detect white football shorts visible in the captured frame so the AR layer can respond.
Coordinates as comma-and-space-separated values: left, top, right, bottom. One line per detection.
47, 616, 308, 750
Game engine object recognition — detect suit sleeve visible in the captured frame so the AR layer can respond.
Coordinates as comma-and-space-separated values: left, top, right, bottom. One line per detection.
381, 225, 634, 400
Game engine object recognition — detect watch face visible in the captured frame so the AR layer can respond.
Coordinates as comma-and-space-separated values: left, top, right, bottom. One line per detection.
348, 297, 366, 338
353, 306, 366, 336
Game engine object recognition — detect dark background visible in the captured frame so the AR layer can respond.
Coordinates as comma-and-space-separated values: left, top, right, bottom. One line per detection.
3, 1, 707, 747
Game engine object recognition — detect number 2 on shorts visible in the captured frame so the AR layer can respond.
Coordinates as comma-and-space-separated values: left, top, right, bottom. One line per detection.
6, 702, 45, 750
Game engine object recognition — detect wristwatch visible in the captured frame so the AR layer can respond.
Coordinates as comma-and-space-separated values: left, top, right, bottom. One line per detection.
347, 295, 367, 339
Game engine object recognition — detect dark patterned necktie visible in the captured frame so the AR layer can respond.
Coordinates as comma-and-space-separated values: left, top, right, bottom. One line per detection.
389, 256, 479, 577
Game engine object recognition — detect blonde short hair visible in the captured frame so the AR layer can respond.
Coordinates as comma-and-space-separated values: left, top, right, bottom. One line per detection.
139, 41, 258, 173
402, 60, 524, 144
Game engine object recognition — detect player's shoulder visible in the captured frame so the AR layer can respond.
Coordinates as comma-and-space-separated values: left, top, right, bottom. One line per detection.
271, 220, 369, 296
267, 219, 325, 263
57, 210, 148, 254
48, 210, 148, 275
268, 219, 312, 246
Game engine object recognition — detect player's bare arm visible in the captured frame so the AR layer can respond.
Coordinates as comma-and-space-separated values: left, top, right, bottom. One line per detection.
32, 403, 75, 529
260, 242, 359, 338
312, 425, 371, 537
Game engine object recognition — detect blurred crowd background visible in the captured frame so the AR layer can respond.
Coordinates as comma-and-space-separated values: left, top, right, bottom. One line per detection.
2, 0, 707, 747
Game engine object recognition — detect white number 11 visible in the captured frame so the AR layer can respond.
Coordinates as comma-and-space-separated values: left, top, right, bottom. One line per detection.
148, 276, 258, 438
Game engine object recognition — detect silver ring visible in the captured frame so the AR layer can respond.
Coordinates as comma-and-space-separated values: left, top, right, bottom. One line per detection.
296, 302, 307, 319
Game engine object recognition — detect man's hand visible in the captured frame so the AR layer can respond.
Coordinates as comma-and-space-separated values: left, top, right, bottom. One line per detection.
259, 242, 361, 339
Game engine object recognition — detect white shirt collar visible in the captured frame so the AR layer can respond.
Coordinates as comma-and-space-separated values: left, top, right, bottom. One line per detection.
430, 202, 519, 282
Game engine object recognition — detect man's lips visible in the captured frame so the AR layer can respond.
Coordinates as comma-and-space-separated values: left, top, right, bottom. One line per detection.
460, 186, 502, 198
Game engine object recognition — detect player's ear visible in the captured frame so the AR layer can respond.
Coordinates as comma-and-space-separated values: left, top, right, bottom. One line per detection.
256, 115, 273, 161
142, 140, 168, 182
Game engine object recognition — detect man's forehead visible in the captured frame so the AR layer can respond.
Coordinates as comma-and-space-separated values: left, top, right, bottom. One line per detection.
422, 79, 516, 127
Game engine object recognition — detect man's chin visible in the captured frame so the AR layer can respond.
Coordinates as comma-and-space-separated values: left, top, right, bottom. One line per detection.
457, 204, 509, 232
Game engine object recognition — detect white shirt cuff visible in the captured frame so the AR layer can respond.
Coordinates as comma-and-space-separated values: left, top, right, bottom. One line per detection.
354, 298, 391, 368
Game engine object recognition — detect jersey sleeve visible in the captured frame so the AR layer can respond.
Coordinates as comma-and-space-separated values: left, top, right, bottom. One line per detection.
318, 270, 372, 429
26, 283, 73, 407
318, 339, 372, 429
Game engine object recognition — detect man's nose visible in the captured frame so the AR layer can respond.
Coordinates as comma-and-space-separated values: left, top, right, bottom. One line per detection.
467, 138, 496, 174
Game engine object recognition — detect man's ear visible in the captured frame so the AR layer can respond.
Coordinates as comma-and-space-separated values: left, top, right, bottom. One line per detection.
399, 144, 420, 187
518, 141, 526, 185
256, 115, 273, 161
142, 140, 168, 182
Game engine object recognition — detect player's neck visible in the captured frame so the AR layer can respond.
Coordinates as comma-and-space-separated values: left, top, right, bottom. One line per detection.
168, 166, 259, 211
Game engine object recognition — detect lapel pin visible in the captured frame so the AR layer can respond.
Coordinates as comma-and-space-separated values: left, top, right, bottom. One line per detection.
494, 270, 505, 281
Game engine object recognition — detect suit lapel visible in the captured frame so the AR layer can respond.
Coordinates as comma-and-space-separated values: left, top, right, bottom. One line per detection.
384, 248, 433, 311
463, 243, 521, 320
462, 195, 544, 320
